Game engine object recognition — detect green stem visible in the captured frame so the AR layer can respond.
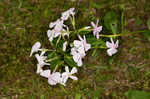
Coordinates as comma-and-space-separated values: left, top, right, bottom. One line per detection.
72, 16, 76, 30
59, 85, 67, 94
53, 61, 64, 73
38, 49, 55, 52
53, 64, 59, 73
45, 57, 59, 62
100, 30, 147, 38
91, 46, 107, 49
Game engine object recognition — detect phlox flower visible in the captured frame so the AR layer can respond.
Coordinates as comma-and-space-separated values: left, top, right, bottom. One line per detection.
40, 70, 61, 85
35, 53, 50, 74
49, 19, 64, 29
48, 19, 68, 42
91, 19, 102, 39
35, 53, 49, 66
106, 38, 119, 56
30, 42, 41, 57
71, 47, 85, 66
47, 29, 54, 42
74, 35, 91, 52
61, 66, 78, 85
61, 8, 75, 21
73, 52, 85, 66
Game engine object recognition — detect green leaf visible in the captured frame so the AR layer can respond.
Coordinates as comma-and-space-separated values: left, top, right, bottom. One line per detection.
50, 58, 63, 69
143, 30, 150, 41
134, 16, 142, 26
125, 90, 150, 99
47, 52, 57, 59
147, 18, 150, 30
75, 93, 81, 99
104, 11, 118, 34
47, 52, 63, 69
86, 35, 105, 47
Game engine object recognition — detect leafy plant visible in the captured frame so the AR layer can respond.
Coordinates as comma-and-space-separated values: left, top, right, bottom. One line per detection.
104, 11, 118, 34
125, 90, 150, 99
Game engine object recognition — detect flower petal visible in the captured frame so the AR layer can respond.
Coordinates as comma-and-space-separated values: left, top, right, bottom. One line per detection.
115, 40, 119, 48
106, 41, 113, 48
30, 42, 41, 57
48, 77, 57, 85
107, 48, 117, 56
85, 44, 91, 51
97, 26, 102, 32
110, 38, 114, 44
78, 35, 83, 41
48, 72, 61, 85
107, 48, 113, 56
65, 66, 69, 73
74, 40, 82, 48
71, 48, 77, 55
77, 58, 82, 66
71, 67, 77, 74
70, 76, 78, 80
77, 47, 85, 55
62, 72, 69, 84
91, 22, 96, 28
40, 70, 51, 78
73, 54, 80, 63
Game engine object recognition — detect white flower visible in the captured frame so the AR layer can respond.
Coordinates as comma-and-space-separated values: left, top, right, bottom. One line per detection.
74, 35, 91, 52
63, 41, 67, 51
30, 42, 41, 57
91, 19, 102, 39
61, 66, 78, 85
49, 19, 64, 29
61, 8, 75, 21
40, 70, 61, 85
106, 38, 119, 56
48, 19, 68, 42
73, 52, 85, 66
71, 47, 85, 66
47, 30, 55, 42
35, 53, 50, 66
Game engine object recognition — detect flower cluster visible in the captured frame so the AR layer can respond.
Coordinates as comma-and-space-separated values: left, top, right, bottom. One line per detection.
47, 8, 75, 42
30, 8, 119, 86
30, 42, 77, 86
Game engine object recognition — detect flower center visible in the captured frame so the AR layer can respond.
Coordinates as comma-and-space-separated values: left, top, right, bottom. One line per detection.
68, 73, 71, 77
112, 44, 117, 49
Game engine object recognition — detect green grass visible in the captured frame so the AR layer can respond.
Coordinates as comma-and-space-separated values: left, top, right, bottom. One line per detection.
0, 0, 150, 98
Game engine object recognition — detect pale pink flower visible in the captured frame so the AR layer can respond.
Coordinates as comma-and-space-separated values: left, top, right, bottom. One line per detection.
40, 69, 62, 85
91, 19, 102, 39
106, 38, 119, 56
61, 66, 78, 85
61, 8, 75, 21
74, 35, 91, 52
